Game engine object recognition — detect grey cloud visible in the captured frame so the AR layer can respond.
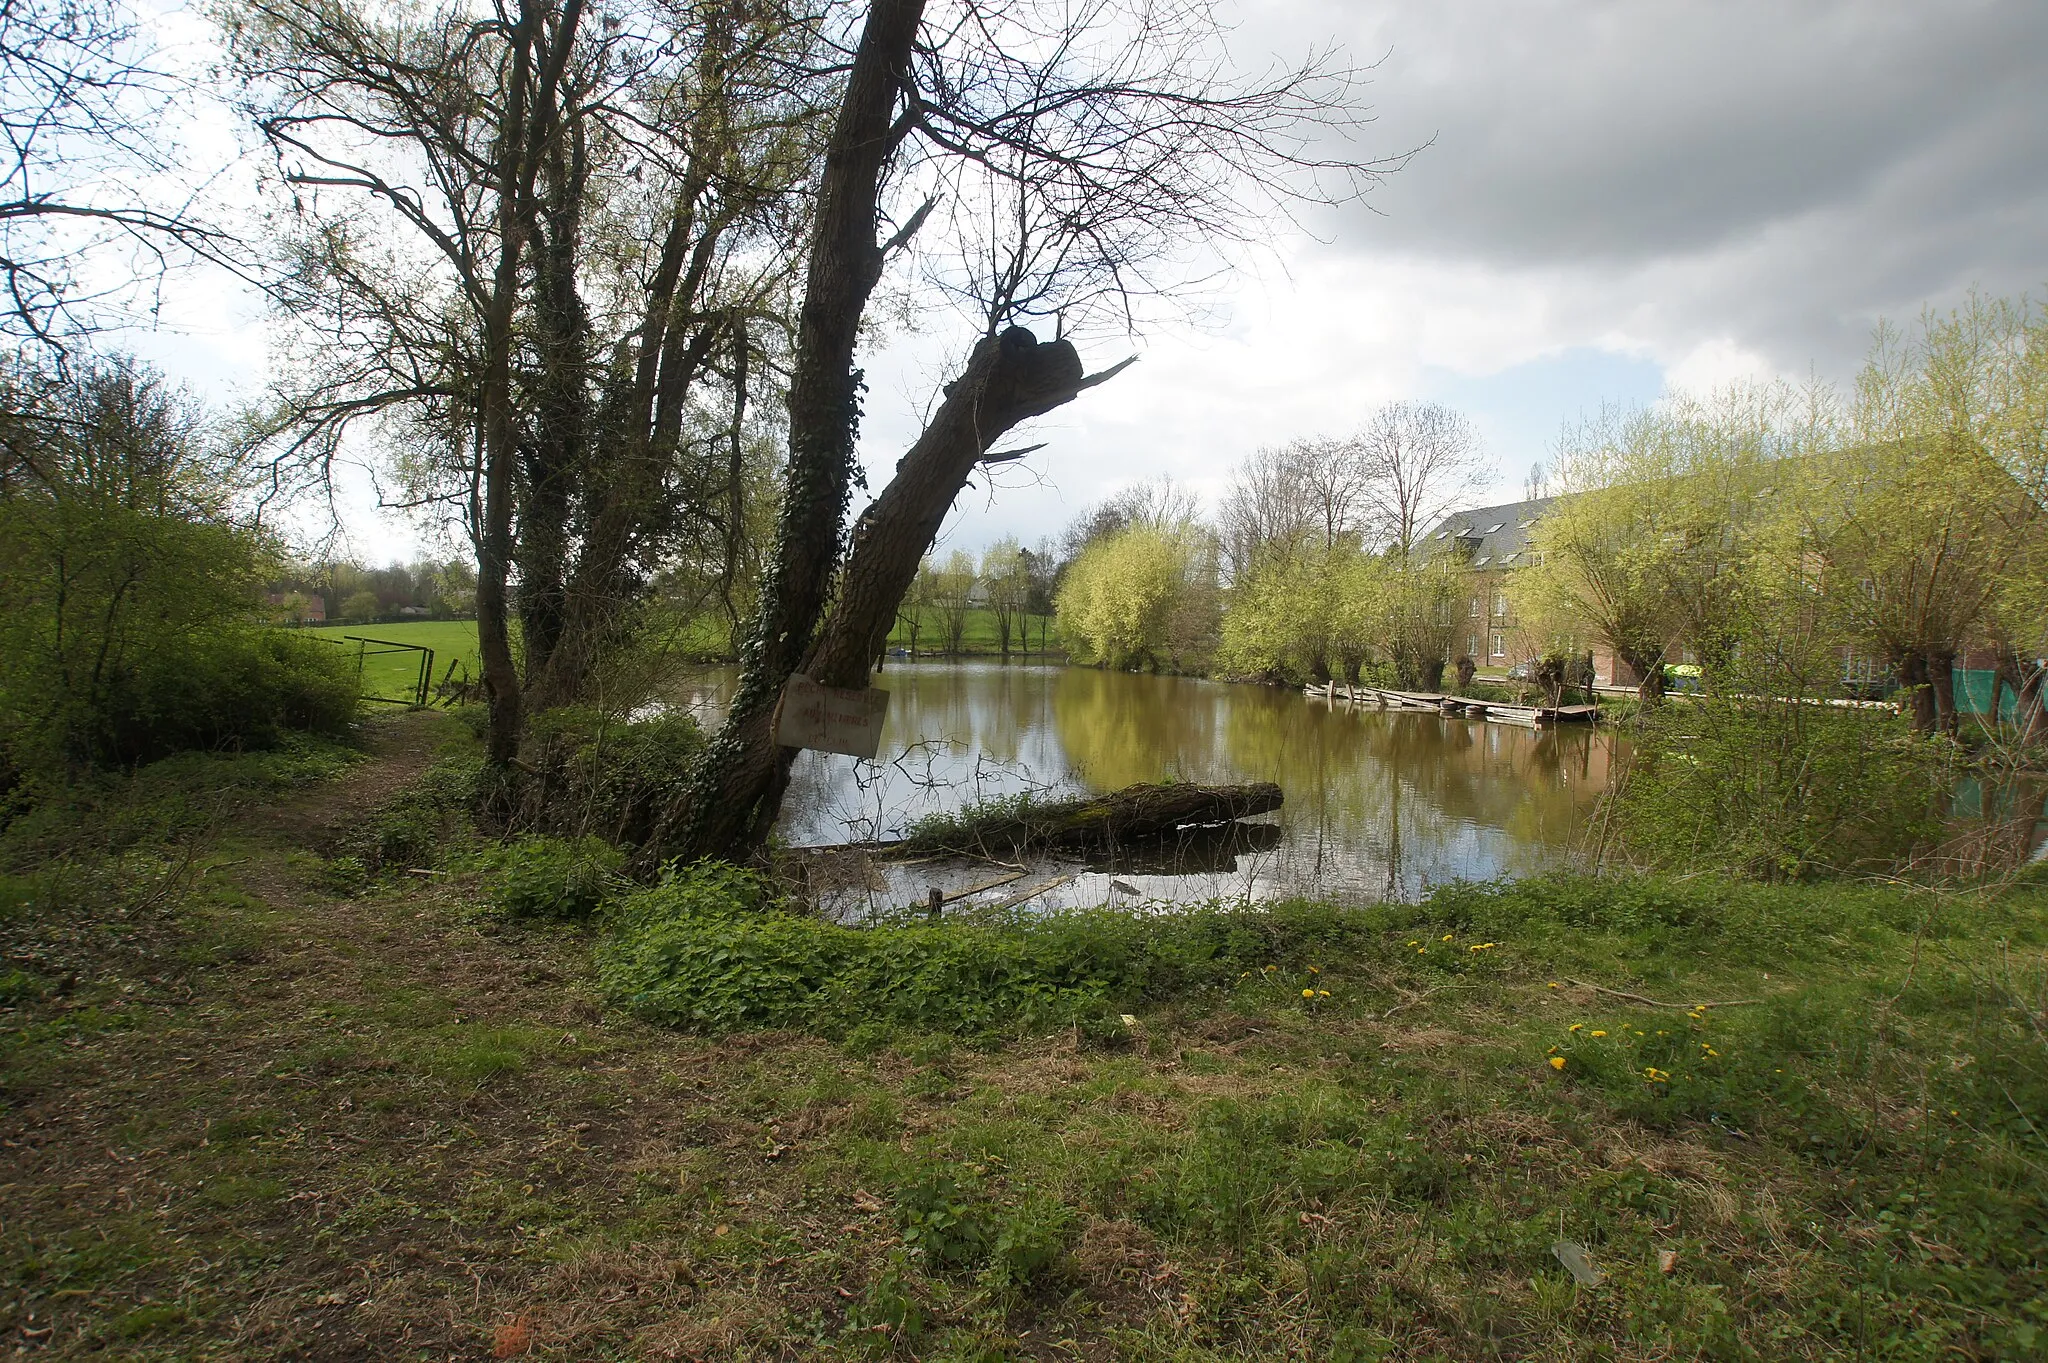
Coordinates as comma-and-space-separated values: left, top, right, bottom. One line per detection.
1336, 0, 2048, 265
1227, 1, 2048, 375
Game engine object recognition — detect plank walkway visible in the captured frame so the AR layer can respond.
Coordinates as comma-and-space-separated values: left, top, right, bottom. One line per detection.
1303, 682, 1601, 727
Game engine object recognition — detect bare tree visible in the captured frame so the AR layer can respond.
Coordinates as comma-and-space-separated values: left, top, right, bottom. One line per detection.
1, 0, 239, 352
1218, 436, 1369, 581
1357, 401, 1490, 558
650, 0, 1392, 862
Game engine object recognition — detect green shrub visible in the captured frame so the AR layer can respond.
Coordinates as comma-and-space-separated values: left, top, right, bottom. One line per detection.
599, 864, 1427, 1038
1612, 695, 1956, 880
517, 707, 706, 847
480, 835, 623, 920
0, 358, 360, 783
341, 757, 480, 872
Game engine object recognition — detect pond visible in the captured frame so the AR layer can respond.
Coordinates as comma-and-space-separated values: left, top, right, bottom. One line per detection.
670, 662, 1619, 912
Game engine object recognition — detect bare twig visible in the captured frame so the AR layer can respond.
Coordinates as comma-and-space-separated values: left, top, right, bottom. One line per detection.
1564, 979, 1762, 1010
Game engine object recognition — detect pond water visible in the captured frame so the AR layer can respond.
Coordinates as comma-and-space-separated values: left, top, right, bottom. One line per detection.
670, 662, 1619, 911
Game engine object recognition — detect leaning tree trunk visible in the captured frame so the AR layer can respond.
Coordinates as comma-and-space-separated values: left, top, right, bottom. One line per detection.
652, 0, 928, 863
647, 327, 1126, 863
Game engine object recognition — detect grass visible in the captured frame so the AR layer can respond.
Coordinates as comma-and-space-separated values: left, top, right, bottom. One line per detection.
3, 709, 2045, 1359
888, 609, 1059, 658
302, 619, 486, 701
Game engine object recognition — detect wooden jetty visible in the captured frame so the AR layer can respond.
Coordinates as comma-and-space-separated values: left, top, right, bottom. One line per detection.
1305, 683, 1600, 727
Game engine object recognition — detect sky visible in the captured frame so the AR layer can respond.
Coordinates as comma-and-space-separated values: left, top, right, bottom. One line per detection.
111, 0, 2048, 563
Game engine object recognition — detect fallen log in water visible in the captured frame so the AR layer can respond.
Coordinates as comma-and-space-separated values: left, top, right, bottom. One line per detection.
901, 781, 1284, 857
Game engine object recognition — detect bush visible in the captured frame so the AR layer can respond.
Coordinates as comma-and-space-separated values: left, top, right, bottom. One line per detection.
515, 707, 706, 847
1612, 695, 1958, 880
601, 864, 1435, 1038
340, 757, 480, 872
479, 835, 623, 920
0, 358, 360, 783
598, 867, 1988, 1042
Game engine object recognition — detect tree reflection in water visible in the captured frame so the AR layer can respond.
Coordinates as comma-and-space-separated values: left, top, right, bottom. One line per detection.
671, 661, 1615, 904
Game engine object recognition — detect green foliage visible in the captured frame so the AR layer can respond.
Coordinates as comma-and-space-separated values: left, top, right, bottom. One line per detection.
477, 834, 623, 920
338, 756, 480, 873
1, 734, 361, 864
517, 706, 707, 846
1613, 695, 1958, 879
601, 865, 1481, 1039
1056, 525, 1218, 672
1217, 543, 1378, 683
602, 866, 1947, 1044
0, 358, 359, 784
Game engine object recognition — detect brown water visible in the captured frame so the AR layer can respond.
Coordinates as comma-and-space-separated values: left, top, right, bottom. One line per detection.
669, 662, 1618, 910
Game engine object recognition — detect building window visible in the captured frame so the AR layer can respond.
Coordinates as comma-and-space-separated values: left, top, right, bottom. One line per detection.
1469, 596, 1482, 618
1493, 592, 1509, 618
1467, 635, 1480, 658
1490, 631, 1505, 658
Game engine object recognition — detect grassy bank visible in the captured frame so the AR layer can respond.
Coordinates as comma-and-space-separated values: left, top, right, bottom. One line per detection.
887, 610, 1060, 658
2, 712, 2044, 1359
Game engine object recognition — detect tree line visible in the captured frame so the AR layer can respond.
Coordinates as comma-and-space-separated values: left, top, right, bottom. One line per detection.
1053, 297, 2046, 757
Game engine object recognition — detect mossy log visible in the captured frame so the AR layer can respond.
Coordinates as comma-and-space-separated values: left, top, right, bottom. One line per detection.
903, 781, 1283, 856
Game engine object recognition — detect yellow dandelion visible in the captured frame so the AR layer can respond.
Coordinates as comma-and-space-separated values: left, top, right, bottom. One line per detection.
1308, 965, 1320, 974
1547, 982, 1560, 989
1549, 1056, 1567, 1070
1317, 989, 1330, 998
1441, 934, 1453, 941
1590, 1030, 1607, 1037
1302, 988, 1316, 998
1569, 1023, 1584, 1033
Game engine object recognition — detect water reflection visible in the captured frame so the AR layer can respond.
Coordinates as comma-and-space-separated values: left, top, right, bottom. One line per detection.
670, 661, 1616, 904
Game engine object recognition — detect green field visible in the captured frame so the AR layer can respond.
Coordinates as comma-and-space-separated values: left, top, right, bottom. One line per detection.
887, 608, 1058, 656
298, 611, 1056, 704
303, 620, 484, 701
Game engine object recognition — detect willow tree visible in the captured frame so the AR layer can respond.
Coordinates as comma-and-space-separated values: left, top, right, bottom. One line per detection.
1802, 297, 2048, 736
1512, 386, 1804, 701
650, 0, 1388, 861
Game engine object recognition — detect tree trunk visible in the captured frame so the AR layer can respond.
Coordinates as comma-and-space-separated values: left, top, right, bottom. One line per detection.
1620, 646, 1666, 703
643, 328, 1119, 865
1926, 645, 1959, 736
1895, 649, 1934, 733
653, 0, 928, 862
2000, 647, 2047, 747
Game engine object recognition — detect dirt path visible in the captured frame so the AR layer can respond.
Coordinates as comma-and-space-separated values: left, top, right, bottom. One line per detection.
0, 714, 865, 1360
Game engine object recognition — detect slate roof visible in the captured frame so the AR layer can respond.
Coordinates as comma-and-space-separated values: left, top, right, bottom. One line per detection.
1416, 495, 1557, 569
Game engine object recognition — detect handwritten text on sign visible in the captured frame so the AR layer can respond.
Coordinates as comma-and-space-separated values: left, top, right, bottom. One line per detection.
773, 675, 891, 759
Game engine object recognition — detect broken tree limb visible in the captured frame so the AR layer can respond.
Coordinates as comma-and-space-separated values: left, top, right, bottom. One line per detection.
903, 781, 1283, 857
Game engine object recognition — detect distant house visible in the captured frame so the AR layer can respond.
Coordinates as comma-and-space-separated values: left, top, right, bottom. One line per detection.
1417, 496, 1560, 671
267, 590, 327, 624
